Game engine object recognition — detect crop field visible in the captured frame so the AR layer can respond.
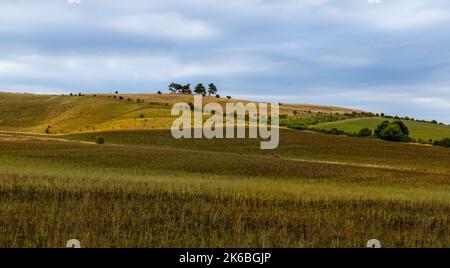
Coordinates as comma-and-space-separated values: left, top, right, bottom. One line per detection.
314, 117, 450, 141
0, 128, 449, 248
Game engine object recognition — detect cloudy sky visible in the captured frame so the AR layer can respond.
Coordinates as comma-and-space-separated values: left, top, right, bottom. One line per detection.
1, 0, 450, 123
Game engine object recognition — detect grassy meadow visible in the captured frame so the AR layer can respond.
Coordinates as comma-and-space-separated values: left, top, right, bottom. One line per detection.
0, 93, 449, 248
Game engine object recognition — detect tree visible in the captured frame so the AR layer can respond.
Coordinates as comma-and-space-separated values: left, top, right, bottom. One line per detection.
392, 120, 409, 135
169, 83, 182, 94
157, 91, 162, 95
374, 120, 390, 137
181, 84, 192, 94
208, 83, 218, 96
194, 83, 206, 95
375, 120, 410, 142
357, 128, 372, 137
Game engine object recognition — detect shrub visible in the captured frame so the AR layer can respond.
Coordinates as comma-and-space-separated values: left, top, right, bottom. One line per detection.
96, 136, 105, 145
434, 138, 450, 147
326, 128, 346, 135
157, 91, 162, 95
357, 128, 372, 137
375, 120, 411, 142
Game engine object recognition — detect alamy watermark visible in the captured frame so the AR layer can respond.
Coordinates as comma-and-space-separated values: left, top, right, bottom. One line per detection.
171, 95, 279, 150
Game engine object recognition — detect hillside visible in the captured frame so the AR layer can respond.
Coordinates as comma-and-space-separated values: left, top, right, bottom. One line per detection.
0, 92, 360, 134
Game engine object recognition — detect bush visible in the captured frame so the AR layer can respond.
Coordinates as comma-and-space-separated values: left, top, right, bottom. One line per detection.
96, 136, 105, 145
357, 128, 372, 137
375, 120, 411, 142
434, 138, 450, 147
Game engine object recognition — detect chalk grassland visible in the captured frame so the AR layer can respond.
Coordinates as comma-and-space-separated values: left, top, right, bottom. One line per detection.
314, 117, 450, 141
0, 129, 449, 247
0, 92, 359, 134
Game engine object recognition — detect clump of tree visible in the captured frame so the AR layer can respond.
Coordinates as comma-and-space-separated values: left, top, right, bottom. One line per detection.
374, 120, 411, 142
168, 82, 220, 96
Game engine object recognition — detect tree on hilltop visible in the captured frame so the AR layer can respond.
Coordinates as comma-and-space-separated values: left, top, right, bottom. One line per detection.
194, 83, 206, 95
208, 83, 218, 96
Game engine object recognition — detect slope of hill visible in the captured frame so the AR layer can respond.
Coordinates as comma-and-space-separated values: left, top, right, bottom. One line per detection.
0, 92, 360, 134
314, 117, 450, 141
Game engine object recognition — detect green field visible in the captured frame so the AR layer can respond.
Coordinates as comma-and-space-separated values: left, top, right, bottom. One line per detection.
314, 117, 450, 141
0, 93, 449, 248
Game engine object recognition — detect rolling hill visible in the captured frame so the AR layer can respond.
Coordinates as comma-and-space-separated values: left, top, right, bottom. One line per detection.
0, 92, 359, 134
0, 91, 449, 247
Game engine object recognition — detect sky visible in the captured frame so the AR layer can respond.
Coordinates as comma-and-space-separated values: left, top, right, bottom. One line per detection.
0, 0, 450, 123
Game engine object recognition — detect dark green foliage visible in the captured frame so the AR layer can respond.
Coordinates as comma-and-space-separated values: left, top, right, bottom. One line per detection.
169, 83, 182, 93
194, 83, 206, 95
434, 138, 450, 147
375, 120, 411, 142
208, 83, 218, 96
357, 128, 373, 137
